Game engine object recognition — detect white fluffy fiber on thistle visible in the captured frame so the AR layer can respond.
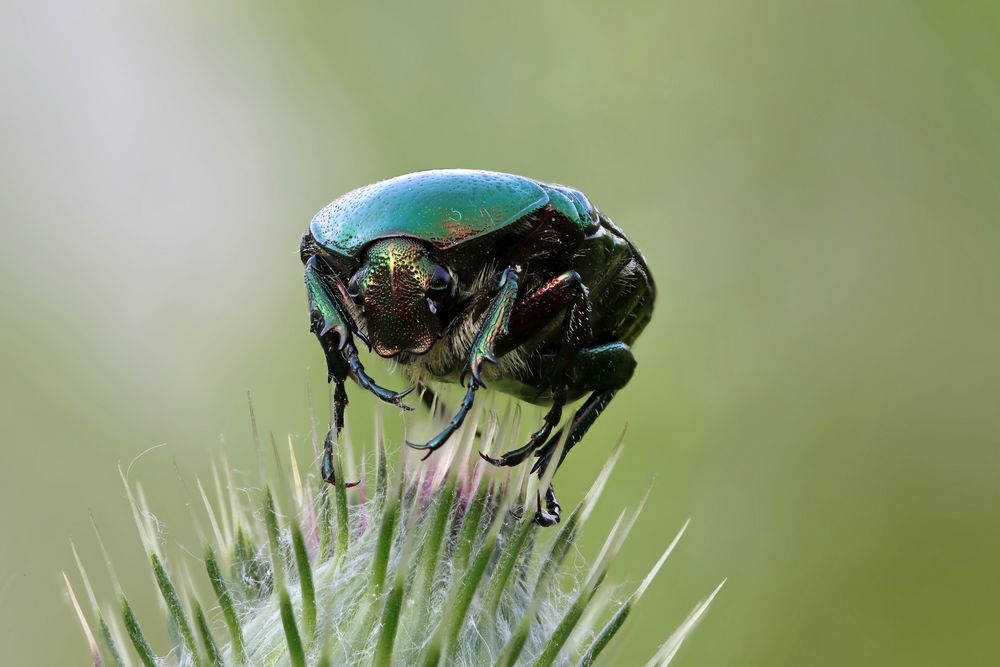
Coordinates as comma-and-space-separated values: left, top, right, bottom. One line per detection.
65, 399, 721, 667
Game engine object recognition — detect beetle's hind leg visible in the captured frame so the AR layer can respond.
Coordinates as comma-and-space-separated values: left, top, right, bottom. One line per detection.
532, 342, 635, 474
532, 387, 620, 477
528, 388, 618, 525
530, 342, 635, 524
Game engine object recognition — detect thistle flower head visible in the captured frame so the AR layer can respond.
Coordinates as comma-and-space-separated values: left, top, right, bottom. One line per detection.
65, 398, 722, 666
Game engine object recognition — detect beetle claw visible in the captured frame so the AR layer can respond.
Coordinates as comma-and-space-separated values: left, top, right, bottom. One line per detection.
533, 484, 561, 526
404, 439, 440, 461
387, 385, 415, 409
478, 451, 502, 466
362, 382, 414, 410
323, 476, 361, 489
534, 506, 560, 526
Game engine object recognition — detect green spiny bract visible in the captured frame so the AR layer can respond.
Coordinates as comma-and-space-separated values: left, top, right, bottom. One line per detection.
65, 402, 721, 666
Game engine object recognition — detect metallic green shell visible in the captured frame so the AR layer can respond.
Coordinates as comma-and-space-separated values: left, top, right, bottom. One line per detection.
310, 170, 550, 258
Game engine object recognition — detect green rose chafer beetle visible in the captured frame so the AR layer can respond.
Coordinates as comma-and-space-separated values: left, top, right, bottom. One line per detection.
301, 169, 655, 525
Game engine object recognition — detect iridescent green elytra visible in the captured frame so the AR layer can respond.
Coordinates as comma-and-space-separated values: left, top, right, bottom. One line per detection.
301, 169, 655, 525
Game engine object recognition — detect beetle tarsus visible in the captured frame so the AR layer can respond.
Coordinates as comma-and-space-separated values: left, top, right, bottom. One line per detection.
485, 388, 567, 468
332, 380, 348, 434
534, 483, 561, 526
478, 450, 504, 466
407, 380, 479, 456
533, 389, 618, 475
321, 431, 359, 488
344, 341, 414, 410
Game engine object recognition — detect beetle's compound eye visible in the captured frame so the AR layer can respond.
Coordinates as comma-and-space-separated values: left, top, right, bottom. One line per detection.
347, 272, 364, 304
427, 266, 451, 294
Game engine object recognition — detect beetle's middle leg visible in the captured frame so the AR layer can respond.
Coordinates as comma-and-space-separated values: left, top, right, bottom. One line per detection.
481, 270, 592, 468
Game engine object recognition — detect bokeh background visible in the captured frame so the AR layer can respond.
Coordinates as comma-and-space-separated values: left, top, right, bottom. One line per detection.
3, 1, 999, 665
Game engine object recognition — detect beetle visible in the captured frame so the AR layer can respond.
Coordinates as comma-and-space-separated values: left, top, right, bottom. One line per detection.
301, 169, 654, 525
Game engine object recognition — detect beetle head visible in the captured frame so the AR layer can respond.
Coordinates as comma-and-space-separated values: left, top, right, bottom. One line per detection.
348, 238, 454, 358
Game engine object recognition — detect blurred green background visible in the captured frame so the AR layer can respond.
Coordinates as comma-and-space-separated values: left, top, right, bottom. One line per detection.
3, 1, 999, 665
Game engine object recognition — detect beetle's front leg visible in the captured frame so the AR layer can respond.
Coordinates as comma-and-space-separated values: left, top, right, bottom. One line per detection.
306, 257, 411, 484
407, 267, 521, 457
343, 340, 414, 408
305, 257, 413, 410
306, 260, 351, 427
